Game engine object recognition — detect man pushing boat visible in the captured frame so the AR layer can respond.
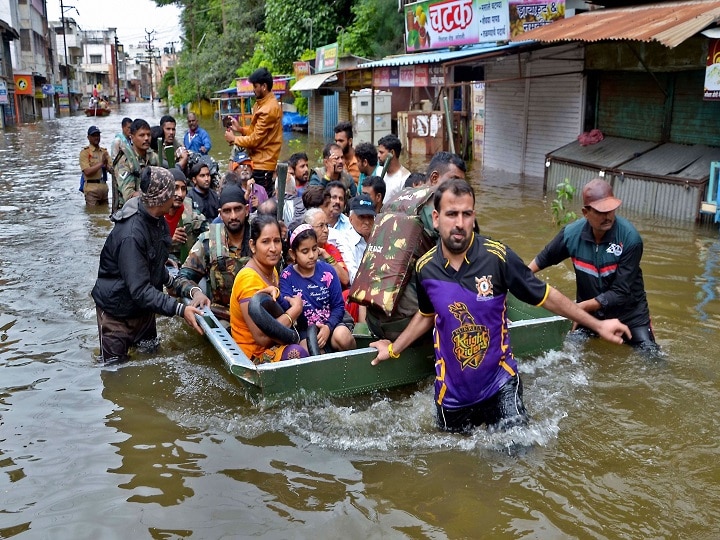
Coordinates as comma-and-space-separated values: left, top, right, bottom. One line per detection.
371, 178, 631, 434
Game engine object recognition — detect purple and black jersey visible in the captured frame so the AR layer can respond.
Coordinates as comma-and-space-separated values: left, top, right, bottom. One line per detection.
415, 233, 549, 409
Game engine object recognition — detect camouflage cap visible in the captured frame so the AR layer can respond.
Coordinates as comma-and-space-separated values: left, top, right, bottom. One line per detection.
141, 166, 174, 207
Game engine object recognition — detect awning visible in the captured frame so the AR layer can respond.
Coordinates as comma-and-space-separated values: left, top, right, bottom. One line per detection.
512, 0, 720, 49
0, 19, 19, 40
358, 43, 521, 69
290, 71, 339, 91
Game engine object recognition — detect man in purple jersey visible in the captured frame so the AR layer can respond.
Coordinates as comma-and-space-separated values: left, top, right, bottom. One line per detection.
371, 178, 630, 433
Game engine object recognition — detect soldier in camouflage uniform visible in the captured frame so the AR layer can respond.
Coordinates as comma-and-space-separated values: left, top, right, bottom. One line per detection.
164, 167, 208, 265
115, 118, 160, 208
178, 185, 252, 318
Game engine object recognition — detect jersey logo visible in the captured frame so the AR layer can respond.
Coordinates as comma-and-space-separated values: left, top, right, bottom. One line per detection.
475, 275, 493, 300
448, 302, 489, 370
606, 242, 623, 256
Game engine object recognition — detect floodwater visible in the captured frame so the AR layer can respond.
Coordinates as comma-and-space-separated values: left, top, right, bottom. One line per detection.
1, 102, 720, 539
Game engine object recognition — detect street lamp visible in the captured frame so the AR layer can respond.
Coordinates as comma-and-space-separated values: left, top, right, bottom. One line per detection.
304, 18, 313, 51
336, 25, 344, 54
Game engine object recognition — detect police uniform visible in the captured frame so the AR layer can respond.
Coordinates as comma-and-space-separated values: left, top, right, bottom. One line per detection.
79, 144, 110, 205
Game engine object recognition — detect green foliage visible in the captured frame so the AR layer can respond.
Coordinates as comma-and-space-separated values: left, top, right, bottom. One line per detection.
550, 179, 578, 226
344, 0, 406, 59
264, 0, 352, 72
293, 93, 308, 116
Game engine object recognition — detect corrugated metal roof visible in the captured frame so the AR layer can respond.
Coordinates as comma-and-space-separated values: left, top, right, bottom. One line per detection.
289, 71, 339, 92
549, 136, 659, 168
512, 0, 720, 48
357, 43, 522, 68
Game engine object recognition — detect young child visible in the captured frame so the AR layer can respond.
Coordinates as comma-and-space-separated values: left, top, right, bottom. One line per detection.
280, 224, 356, 353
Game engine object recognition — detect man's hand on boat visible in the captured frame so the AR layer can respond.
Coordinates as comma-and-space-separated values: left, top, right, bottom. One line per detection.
189, 289, 211, 309
183, 305, 205, 335
370, 339, 392, 365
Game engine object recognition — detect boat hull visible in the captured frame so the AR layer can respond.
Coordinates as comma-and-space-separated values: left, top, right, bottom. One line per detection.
85, 108, 111, 117
196, 294, 571, 400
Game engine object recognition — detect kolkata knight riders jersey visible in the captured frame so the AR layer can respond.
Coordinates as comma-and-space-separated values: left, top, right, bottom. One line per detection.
415, 233, 550, 409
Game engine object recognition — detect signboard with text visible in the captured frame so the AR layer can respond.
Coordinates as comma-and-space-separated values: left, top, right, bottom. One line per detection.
704, 38, 720, 100
373, 64, 445, 87
404, 0, 509, 52
236, 76, 289, 97
293, 61, 310, 81
316, 43, 339, 73
0, 81, 7, 104
508, 0, 564, 38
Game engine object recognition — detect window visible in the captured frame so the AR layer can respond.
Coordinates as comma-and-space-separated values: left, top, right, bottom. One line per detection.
90, 55, 102, 64
20, 29, 31, 52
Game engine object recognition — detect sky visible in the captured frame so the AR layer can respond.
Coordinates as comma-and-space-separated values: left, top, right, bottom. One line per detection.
46, 0, 183, 51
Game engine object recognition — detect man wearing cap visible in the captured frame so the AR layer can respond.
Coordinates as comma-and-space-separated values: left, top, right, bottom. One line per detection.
177, 184, 252, 317
529, 178, 656, 349
91, 166, 209, 363
230, 151, 267, 211
79, 125, 112, 206
164, 167, 208, 265
341, 194, 377, 283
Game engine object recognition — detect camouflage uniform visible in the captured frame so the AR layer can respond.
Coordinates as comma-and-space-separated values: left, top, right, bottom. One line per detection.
169, 197, 208, 265
178, 222, 252, 307
115, 147, 160, 208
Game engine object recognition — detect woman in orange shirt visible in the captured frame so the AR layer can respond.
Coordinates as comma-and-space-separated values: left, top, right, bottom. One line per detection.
229, 214, 307, 363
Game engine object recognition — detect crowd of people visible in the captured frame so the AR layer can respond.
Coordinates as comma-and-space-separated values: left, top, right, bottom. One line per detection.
85, 67, 657, 434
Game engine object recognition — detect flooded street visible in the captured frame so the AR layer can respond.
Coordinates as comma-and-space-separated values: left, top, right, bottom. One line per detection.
1, 102, 720, 538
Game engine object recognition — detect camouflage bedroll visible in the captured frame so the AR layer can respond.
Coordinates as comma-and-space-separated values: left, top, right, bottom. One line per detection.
349, 212, 433, 317
350, 186, 437, 324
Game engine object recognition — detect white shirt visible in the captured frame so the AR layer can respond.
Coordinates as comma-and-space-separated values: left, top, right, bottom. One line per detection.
327, 226, 366, 284
383, 165, 412, 201
332, 212, 353, 234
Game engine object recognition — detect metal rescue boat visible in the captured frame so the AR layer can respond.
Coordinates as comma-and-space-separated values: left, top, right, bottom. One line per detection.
195, 295, 571, 400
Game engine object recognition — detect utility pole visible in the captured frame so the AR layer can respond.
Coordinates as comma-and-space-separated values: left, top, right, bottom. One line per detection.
144, 29, 156, 105
114, 34, 121, 107
59, 0, 70, 99
166, 41, 178, 112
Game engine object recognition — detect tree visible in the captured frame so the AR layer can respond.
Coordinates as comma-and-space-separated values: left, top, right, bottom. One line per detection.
344, 0, 405, 60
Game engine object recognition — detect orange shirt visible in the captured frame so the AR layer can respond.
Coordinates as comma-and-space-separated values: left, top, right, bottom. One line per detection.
229, 266, 285, 362
344, 153, 360, 186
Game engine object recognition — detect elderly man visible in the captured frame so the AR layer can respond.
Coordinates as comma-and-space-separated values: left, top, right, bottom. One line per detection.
92, 166, 208, 363
529, 178, 656, 350
115, 118, 160, 208
342, 194, 377, 283
79, 125, 112, 206
224, 67, 283, 197
309, 143, 357, 197
183, 112, 212, 155
178, 184, 252, 317
304, 207, 350, 288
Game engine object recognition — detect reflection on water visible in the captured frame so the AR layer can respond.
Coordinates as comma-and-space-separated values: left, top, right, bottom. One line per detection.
0, 103, 720, 537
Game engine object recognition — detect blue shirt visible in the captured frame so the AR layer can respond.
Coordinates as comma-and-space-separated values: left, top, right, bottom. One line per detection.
183, 127, 212, 154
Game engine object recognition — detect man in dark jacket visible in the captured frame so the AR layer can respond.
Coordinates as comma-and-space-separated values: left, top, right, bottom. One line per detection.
92, 166, 209, 363
529, 178, 656, 350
